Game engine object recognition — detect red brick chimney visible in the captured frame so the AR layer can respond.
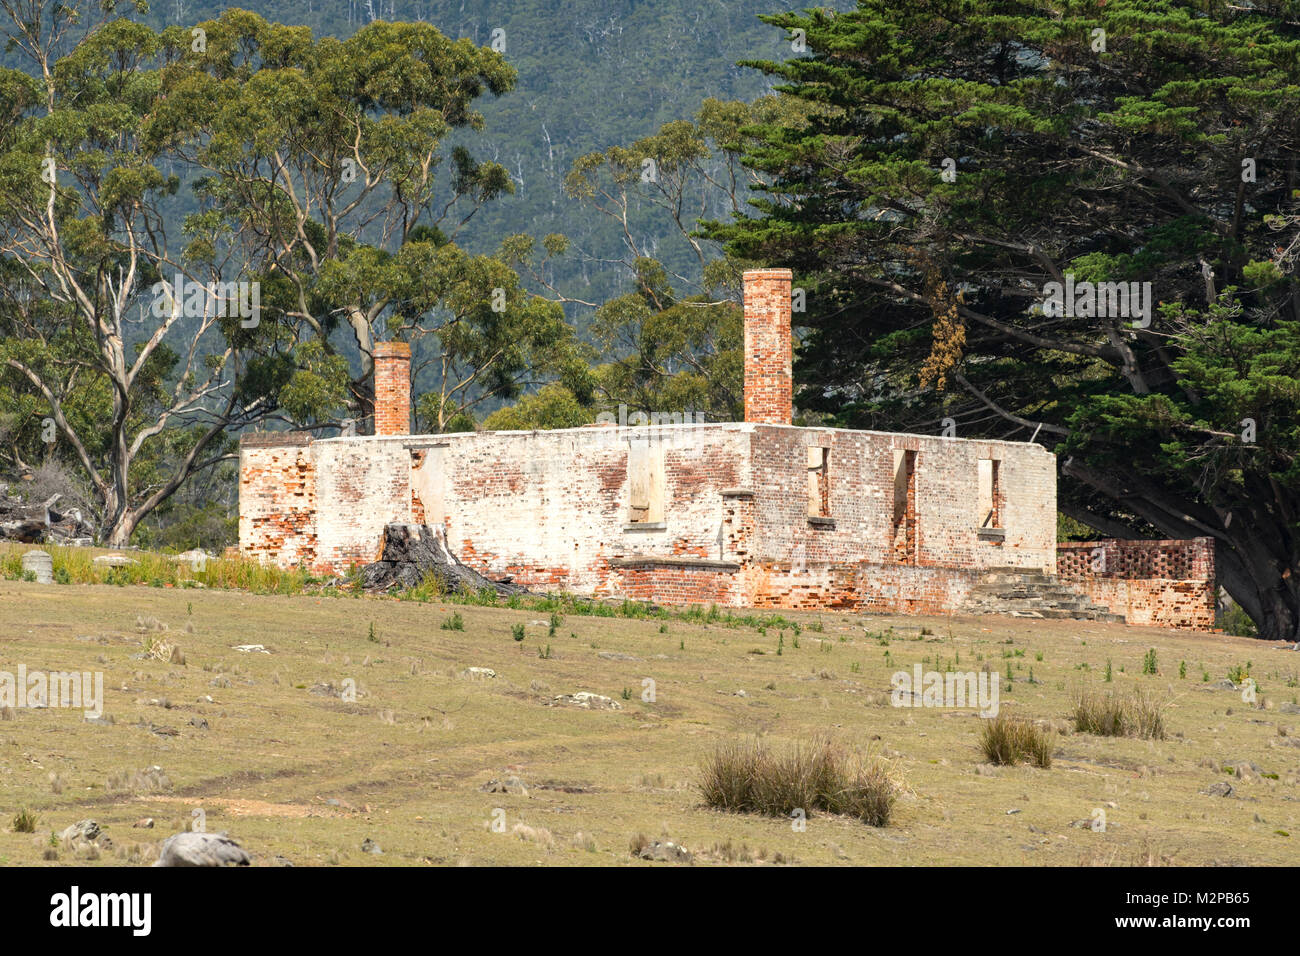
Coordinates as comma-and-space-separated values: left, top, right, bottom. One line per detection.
743, 268, 793, 425
372, 342, 411, 436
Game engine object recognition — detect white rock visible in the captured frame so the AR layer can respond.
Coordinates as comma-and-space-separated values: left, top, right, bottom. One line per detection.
153, 831, 250, 867
20, 550, 53, 584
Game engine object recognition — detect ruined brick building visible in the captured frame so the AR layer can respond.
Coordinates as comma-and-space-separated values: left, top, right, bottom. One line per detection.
240, 270, 1216, 629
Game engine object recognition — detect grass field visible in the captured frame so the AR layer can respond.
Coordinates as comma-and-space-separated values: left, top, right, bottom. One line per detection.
2, 549, 1298, 866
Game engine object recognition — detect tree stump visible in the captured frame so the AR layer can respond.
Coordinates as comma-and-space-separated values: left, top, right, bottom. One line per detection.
359, 524, 529, 596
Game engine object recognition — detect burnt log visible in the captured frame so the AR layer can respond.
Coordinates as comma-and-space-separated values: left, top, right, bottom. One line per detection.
360, 523, 529, 596
0, 489, 95, 544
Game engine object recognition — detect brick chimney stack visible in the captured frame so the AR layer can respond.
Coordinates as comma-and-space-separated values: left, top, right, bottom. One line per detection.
372, 342, 411, 436
743, 268, 793, 425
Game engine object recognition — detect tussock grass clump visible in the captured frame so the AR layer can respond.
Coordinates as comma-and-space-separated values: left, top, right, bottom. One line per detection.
978, 715, 1053, 768
106, 766, 172, 795
1073, 685, 1167, 740
511, 823, 554, 847
699, 736, 900, 827
11, 808, 37, 832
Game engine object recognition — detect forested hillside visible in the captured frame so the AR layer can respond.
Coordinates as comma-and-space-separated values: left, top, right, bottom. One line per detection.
140, 0, 847, 308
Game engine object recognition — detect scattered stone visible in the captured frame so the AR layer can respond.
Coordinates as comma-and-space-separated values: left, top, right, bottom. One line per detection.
1070, 818, 1118, 831
154, 831, 250, 867
273, 856, 294, 867
59, 820, 101, 843
188, 717, 209, 731
84, 715, 114, 726
1225, 760, 1264, 781
210, 676, 232, 688
92, 553, 136, 568
1006, 808, 1021, 815
733, 689, 747, 698
1201, 781, 1236, 798
480, 776, 529, 796
597, 651, 640, 662
637, 840, 692, 863
549, 692, 622, 710
462, 667, 496, 679
1208, 678, 1237, 691
133, 818, 154, 829
361, 838, 382, 855
1279, 702, 1300, 715
232, 644, 269, 653
20, 550, 53, 584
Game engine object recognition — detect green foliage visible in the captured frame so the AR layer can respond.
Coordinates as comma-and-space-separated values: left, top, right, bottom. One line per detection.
1142, 649, 1159, 676
1221, 601, 1259, 638
706, 0, 1300, 641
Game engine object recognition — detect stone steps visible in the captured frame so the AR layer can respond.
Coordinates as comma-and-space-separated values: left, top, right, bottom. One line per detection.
962, 569, 1126, 623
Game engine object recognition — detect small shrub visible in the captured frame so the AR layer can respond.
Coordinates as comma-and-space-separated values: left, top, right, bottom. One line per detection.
11, 808, 37, 832
512, 623, 525, 642
1220, 602, 1257, 638
978, 715, 1053, 768
1073, 685, 1166, 740
699, 736, 899, 827
1142, 648, 1158, 676
440, 612, 465, 632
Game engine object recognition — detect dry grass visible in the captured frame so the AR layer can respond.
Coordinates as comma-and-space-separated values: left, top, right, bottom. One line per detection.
979, 715, 1054, 768
700, 736, 901, 827
1073, 685, 1167, 740
1, 544, 1297, 866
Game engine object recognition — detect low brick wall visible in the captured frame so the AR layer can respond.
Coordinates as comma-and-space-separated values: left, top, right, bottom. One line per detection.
740, 560, 980, 615
1057, 537, 1216, 630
